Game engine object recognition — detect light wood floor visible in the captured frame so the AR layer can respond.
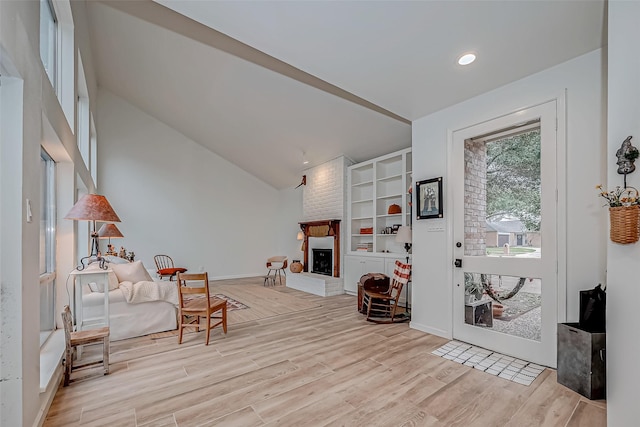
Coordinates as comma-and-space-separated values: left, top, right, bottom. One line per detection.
44, 277, 606, 427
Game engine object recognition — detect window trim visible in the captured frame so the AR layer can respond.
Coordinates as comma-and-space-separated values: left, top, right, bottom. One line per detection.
40, 0, 58, 92
40, 149, 57, 347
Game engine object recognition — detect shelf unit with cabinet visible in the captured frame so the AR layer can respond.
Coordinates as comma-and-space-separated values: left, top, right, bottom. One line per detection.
347, 147, 412, 256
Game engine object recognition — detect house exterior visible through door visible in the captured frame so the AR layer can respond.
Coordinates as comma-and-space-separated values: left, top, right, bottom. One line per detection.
451, 99, 561, 367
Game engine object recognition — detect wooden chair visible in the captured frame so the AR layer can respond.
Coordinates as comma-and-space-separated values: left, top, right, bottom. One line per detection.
266, 256, 288, 285
154, 254, 187, 281
61, 305, 110, 386
363, 260, 411, 324
176, 272, 227, 345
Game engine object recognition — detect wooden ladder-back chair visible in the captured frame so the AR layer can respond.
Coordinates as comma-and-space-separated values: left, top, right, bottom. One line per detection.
176, 272, 227, 345
154, 254, 187, 281
266, 256, 288, 285
61, 305, 110, 386
363, 260, 411, 324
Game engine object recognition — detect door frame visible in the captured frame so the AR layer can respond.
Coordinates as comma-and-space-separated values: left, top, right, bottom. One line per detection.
446, 94, 567, 367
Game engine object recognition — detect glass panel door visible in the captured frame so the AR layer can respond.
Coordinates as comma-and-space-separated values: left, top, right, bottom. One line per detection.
452, 101, 558, 367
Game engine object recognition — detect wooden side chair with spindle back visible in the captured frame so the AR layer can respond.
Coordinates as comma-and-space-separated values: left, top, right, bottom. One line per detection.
61, 305, 110, 386
154, 254, 187, 281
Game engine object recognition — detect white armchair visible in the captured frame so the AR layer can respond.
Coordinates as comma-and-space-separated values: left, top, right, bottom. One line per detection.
266, 256, 288, 285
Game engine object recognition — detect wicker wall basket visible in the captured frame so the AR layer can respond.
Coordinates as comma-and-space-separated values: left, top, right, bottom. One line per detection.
609, 205, 640, 244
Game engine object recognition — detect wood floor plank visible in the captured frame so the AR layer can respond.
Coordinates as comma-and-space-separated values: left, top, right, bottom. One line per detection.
196, 406, 264, 427
262, 392, 355, 427
80, 408, 136, 426
134, 360, 303, 425
252, 358, 384, 422
504, 371, 582, 427
43, 277, 606, 427
137, 414, 178, 427
173, 362, 334, 427
565, 400, 607, 427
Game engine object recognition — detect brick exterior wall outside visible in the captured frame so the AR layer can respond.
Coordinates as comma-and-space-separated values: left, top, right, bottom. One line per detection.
464, 140, 487, 256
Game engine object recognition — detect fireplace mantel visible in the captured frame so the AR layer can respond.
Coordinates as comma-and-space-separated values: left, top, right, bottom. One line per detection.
299, 220, 341, 278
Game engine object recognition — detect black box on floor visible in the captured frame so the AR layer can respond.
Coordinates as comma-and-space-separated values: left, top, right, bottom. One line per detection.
557, 322, 606, 399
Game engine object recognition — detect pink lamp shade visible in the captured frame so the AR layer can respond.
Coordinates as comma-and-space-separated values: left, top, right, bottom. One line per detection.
98, 223, 124, 239
64, 194, 121, 223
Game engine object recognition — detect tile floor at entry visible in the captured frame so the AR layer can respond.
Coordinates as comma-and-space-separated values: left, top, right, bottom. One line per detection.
432, 340, 544, 386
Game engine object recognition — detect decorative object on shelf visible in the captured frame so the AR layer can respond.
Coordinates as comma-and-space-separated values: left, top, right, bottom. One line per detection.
392, 224, 401, 234
416, 177, 443, 219
388, 204, 401, 214
596, 184, 640, 244
616, 136, 638, 187
64, 194, 121, 270
98, 223, 124, 256
360, 227, 373, 234
395, 225, 412, 263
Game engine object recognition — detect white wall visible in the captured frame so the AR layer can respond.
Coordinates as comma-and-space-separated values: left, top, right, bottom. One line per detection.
411, 49, 606, 338
97, 90, 282, 279
607, 1, 640, 424
276, 187, 304, 265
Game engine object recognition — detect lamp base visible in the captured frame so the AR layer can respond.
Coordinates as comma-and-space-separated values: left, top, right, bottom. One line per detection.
404, 243, 412, 264
77, 252, 107, 271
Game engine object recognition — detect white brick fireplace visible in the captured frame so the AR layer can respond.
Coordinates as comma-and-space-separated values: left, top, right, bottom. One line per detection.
287, 156, 351, 296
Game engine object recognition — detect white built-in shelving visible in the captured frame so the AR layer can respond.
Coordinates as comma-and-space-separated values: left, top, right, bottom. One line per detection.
347, 147, 412, 255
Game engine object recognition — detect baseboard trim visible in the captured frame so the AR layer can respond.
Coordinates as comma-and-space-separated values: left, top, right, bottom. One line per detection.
409, 322, 452, 340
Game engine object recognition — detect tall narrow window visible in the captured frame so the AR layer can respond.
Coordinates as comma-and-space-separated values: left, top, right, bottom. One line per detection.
40, 149, 56, 346
40, 0, 57, 90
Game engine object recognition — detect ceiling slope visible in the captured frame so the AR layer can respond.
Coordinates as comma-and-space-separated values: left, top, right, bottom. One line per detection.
89, 1, 604, 189
88, 1, 412, 189
156, 0, 605, 120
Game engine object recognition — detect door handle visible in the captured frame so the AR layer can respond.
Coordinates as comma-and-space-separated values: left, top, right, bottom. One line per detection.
454, 259, 462, 268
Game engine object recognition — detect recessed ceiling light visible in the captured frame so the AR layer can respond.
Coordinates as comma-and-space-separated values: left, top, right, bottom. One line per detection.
457, 52, 476, 66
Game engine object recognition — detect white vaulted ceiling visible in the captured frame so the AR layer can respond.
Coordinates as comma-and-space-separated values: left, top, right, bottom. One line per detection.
87, 0, 605, 189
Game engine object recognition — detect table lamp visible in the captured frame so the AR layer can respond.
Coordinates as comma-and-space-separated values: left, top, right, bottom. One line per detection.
395, 226, 412, 264
65, 194, 121, 270
98, 223, 124, 256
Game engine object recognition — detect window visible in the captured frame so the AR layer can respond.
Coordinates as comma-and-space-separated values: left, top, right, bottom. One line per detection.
77, 52, 89, 165
40, 149, 56, 346
40, 0, 58, 91
90, 115, 98, 185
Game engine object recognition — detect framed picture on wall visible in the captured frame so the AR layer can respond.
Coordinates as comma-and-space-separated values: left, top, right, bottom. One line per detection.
416, 177, 443, 219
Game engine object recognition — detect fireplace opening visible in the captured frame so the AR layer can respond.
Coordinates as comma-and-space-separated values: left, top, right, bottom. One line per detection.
311, 249, 333, 276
